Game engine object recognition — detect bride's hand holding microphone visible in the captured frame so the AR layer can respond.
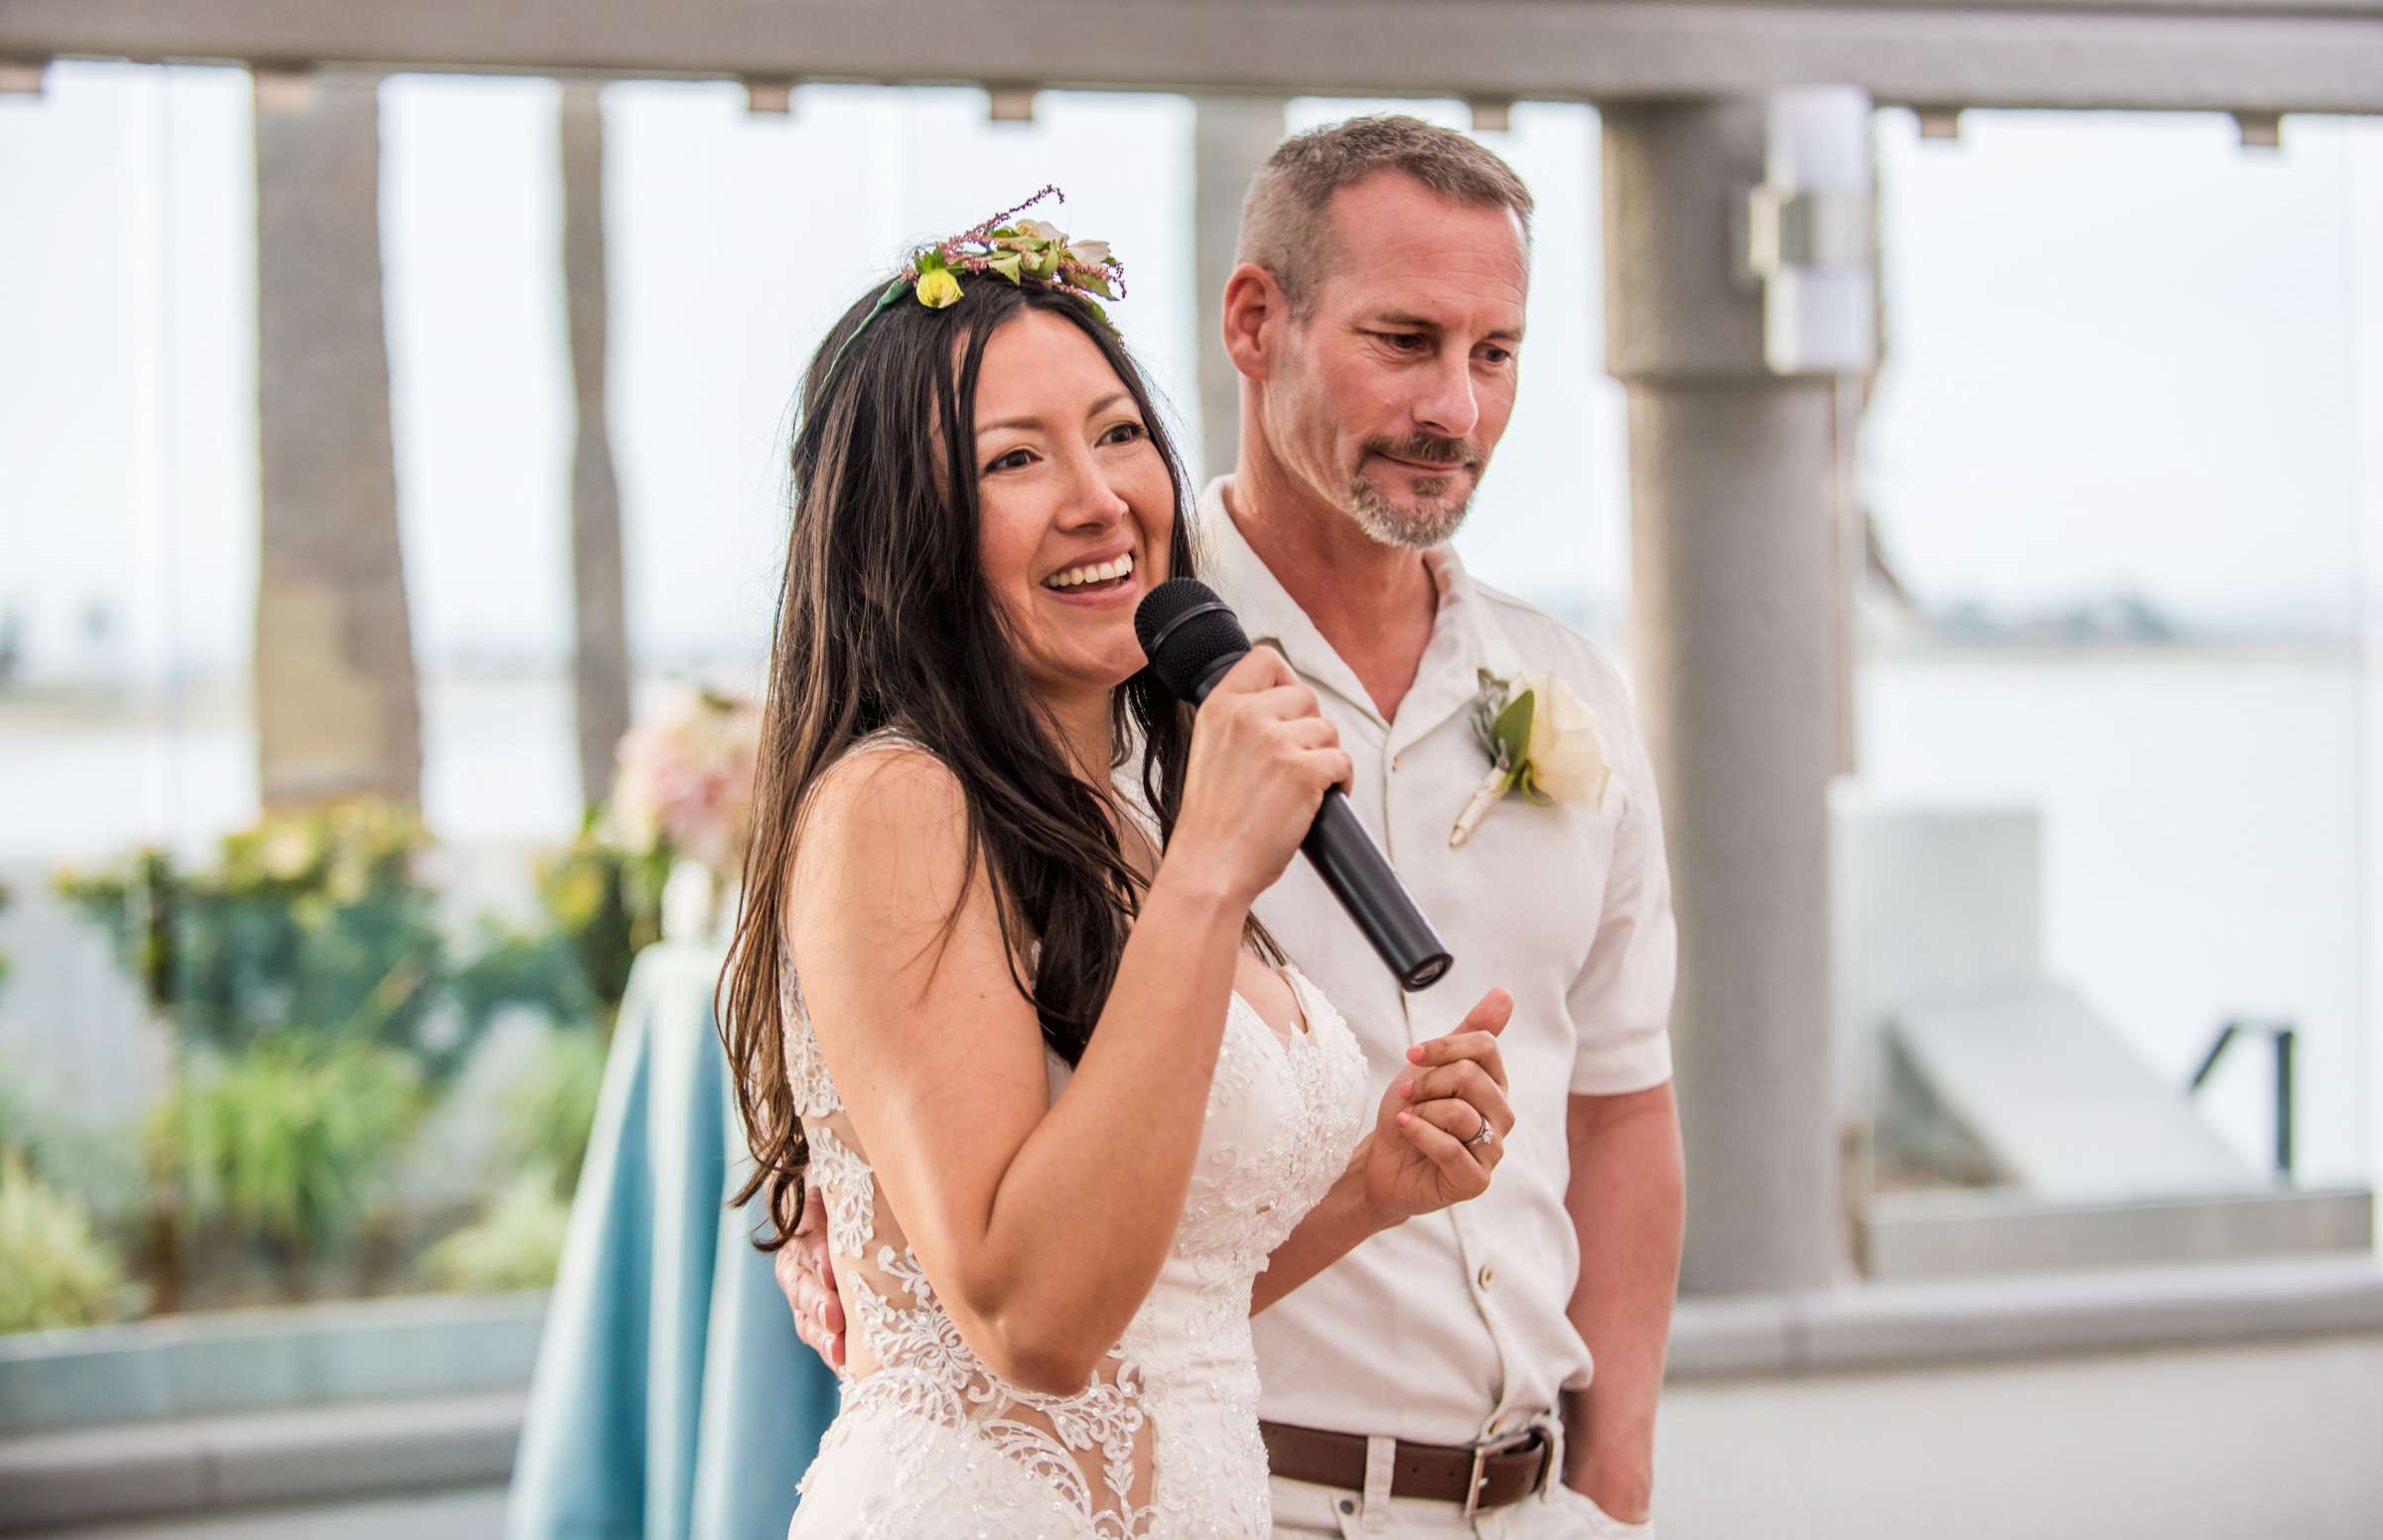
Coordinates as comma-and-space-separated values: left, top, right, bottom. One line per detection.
1160, 647, 1352, 909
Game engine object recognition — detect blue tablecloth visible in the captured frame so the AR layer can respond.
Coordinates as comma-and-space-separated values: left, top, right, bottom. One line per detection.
507, 940, 840, 1540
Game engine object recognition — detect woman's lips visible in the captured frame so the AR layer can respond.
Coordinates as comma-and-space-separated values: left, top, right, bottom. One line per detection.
1041, 568, 1140, 609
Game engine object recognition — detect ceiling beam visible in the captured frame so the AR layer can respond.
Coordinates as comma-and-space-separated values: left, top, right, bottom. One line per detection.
5, 0, 2382, 114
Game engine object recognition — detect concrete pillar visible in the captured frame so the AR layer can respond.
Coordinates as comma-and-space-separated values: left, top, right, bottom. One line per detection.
253, 70, 422, 811
1602, 95, 1873, 1294
1192, 95, 1286, 484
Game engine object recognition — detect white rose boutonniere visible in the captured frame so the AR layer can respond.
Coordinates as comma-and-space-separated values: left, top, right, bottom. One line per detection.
1449, 668, 1612, 847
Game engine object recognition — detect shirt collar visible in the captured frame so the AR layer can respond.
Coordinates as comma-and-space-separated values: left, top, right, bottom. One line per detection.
1193, 476, 1527, 748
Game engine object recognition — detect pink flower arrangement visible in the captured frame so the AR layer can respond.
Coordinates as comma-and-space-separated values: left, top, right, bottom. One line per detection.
606, 689, 762, 879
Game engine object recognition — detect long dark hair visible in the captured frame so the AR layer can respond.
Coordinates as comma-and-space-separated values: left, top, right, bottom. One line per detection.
719, 272, 1235, 1248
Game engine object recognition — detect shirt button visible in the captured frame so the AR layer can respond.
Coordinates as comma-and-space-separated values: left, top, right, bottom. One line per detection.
1477, 1263, 1496, 1291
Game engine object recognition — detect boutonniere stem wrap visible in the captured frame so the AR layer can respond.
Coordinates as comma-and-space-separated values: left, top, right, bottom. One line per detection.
1449, 669, 1612, 847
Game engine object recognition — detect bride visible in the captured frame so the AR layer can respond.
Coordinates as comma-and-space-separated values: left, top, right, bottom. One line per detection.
718, 196, 1516, 1539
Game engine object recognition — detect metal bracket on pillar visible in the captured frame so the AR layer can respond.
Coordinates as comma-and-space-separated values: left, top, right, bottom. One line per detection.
1729, 88, 1879, 378
1736, 186, 1871, 285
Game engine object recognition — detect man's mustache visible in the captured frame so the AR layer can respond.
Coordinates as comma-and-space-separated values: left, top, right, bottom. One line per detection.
1362, 434, 1483, 473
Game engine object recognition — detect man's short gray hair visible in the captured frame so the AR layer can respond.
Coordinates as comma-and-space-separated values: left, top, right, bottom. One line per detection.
1237, 114, 1535, 312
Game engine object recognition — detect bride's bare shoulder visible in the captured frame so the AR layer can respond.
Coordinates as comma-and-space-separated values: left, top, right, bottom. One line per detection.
788, 743, 978, 945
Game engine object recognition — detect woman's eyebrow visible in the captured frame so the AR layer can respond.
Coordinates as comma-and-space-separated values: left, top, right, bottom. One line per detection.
976, 392, 1133, 437
975, 413, 1046, 437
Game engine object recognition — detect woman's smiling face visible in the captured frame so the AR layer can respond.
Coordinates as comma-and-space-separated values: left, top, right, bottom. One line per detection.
970, 307, 1176, 701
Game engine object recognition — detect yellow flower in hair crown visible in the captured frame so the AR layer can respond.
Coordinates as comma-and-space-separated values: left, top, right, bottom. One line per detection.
822, 186, 1128, 382
1449, 668, 1612, 847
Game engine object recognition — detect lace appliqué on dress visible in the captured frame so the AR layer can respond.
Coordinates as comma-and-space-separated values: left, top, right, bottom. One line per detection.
779, 954, 1366, 1540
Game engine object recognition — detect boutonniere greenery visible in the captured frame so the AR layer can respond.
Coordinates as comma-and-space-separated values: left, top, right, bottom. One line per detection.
1449, 668, 1613, 848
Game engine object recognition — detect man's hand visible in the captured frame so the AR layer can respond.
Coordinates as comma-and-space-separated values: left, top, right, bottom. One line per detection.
774, 1180, 845, 1374
1569, 1455, 1654, 1527
1561, 1081, 1683, 1532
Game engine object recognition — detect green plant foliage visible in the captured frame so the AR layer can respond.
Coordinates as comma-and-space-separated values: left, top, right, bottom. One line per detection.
0, 1065, 25, 1168
152, 1039, 426, 1258
537, 826, 670, 1019
420, 1168, 572, 1294
55, 801, 477, 1079
58, 801, 668, 1066
0, 1072, 141, 1229
501, 1027, 610, 1197
415, 823, 667, 1044
0, 1152, 137, 1333
53, 797, 667, 1305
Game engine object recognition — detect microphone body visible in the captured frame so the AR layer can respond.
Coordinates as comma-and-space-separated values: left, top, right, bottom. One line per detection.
1137, 581, 1454, 993
1297, 793, 1454, 992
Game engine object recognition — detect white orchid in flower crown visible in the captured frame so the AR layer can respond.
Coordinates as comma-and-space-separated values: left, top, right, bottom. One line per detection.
605, 688, 763, 881
1449, 668, 1612, 848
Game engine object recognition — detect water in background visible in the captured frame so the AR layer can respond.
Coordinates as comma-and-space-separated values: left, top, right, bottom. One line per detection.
2, 647, 2373, 1198
1860, 645, 2372, 1190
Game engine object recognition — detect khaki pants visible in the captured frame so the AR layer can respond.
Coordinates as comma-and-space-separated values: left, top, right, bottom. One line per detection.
1270, 1473, 1652, 1538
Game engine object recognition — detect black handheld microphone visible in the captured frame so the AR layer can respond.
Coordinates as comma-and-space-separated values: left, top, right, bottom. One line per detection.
1135, 579, 1454, 992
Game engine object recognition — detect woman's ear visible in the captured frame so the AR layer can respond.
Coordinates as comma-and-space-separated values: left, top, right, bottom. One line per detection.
1219, 262, 1283, 381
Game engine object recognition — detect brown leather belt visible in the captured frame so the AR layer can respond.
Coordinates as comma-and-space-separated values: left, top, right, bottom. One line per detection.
1260, 1420, 1550, 1516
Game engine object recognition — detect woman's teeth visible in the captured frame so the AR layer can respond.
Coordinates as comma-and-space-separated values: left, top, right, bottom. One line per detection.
1044, 553, 1135, 591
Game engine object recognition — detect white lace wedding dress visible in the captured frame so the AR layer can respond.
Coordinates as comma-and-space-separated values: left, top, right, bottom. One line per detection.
780, 951, 1368, 1538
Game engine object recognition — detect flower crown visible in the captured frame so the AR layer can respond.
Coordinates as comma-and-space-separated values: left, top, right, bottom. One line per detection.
822, 187, 1128, 386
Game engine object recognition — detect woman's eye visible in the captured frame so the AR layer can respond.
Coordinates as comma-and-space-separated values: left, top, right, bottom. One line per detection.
986, 447, 1036, 474
1099, 421, 1147, 446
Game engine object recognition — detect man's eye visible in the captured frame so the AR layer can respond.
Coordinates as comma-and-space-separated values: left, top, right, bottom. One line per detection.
986, 448, 1035, 474
1380, 333, 1427, 352
1479, 347, 1514, 366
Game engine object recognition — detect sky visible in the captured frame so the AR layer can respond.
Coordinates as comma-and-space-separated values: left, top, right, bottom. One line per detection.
0, 66, 2378, 685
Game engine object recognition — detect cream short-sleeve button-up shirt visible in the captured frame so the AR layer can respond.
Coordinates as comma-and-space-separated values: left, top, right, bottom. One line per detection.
1198, 479, 1678, 1446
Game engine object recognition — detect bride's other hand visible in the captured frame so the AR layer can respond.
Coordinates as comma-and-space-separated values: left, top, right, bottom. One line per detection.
1357, 987, 1513, 1221
774, 1176, 847, 1374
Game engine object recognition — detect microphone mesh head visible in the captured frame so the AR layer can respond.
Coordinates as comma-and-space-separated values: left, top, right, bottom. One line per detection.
1134, 578, 1251, 702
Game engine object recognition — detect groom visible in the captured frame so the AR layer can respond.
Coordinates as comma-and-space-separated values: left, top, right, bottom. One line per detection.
783, 116, 1683, 1537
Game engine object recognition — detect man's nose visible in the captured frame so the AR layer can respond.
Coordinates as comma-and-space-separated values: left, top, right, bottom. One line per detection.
1410, 353, 1480, 442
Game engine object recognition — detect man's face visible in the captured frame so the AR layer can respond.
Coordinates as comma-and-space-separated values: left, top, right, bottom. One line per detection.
1262, 171, 1528, 550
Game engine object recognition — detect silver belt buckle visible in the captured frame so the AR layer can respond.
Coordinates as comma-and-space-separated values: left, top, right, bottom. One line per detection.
1463, 1427, 1541, 1521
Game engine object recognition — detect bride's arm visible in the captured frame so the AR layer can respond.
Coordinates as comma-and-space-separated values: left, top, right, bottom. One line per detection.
1249, 1162, 1395, 1314
791, 654, 1342, 1398
793, 751, 1236, 1395
1250, 990, 1516, 1315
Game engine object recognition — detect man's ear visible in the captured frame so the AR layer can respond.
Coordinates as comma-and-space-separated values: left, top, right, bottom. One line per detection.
1219, 262, 1284, 381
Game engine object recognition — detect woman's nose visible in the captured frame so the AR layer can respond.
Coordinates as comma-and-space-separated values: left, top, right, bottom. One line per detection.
1055, 447, 1132, 530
